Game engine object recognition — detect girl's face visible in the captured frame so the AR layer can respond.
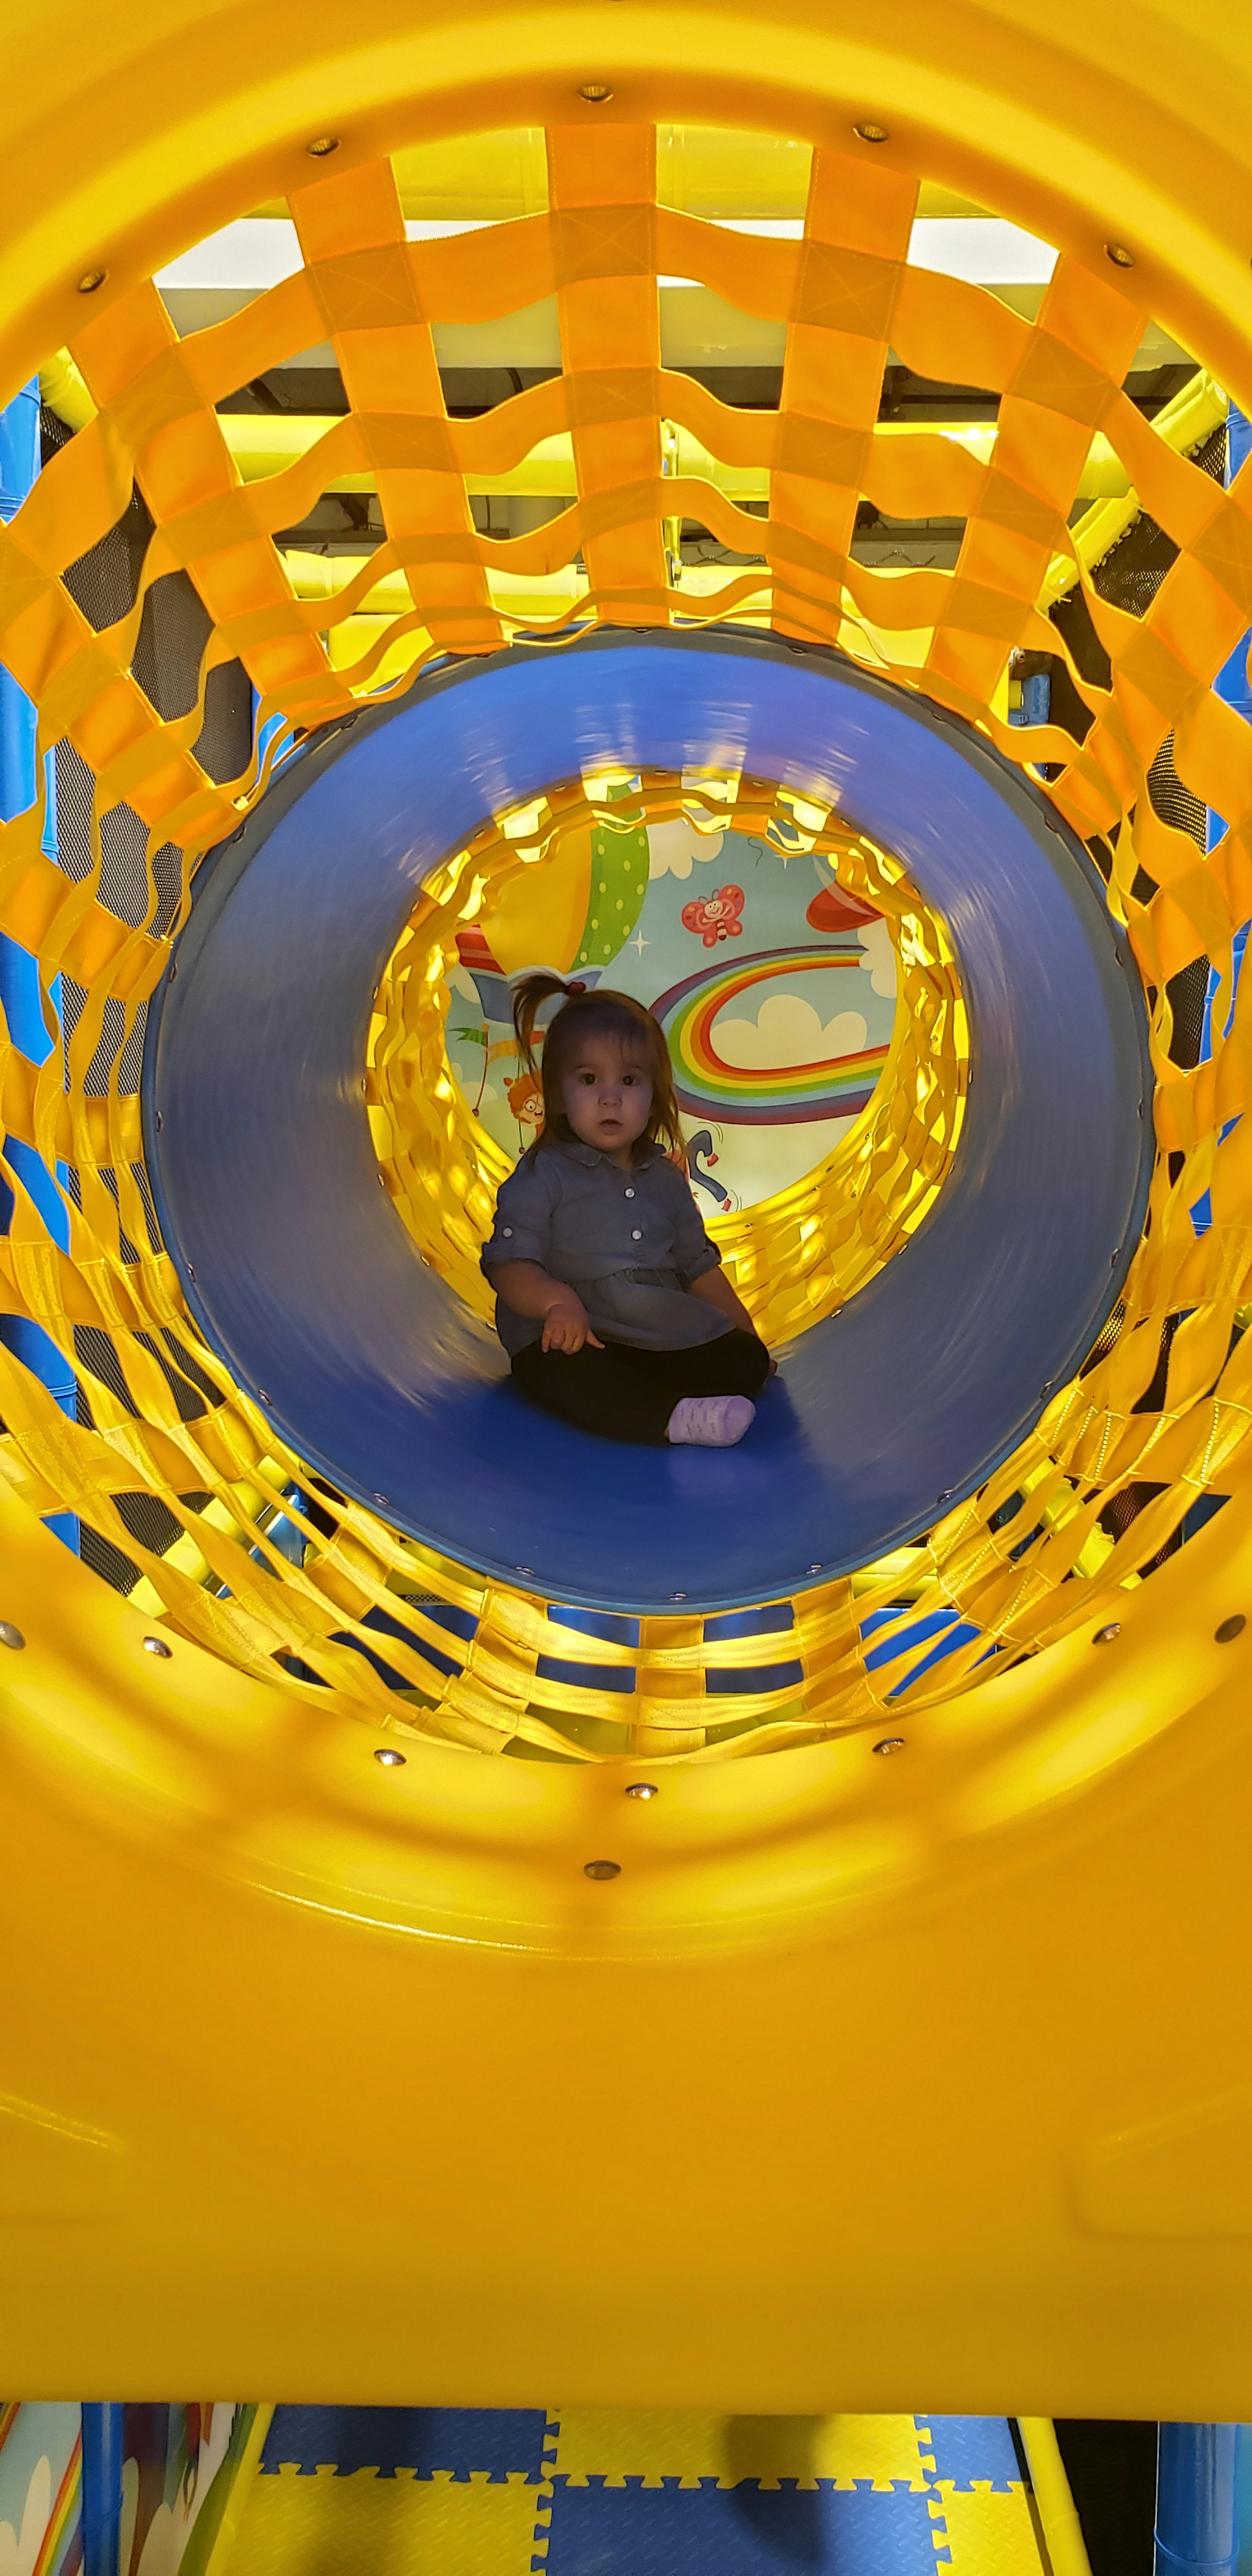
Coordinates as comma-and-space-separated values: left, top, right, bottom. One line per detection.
561, 1034, 653, 1167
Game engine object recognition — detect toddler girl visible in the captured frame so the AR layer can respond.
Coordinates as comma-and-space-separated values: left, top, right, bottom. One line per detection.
481, 974, 771, 1447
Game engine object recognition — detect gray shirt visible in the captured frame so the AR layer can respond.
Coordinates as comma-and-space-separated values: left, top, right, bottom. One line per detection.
481, 1135, 731, 1357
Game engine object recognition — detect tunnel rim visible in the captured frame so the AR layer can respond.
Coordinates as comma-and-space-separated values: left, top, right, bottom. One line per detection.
142, 627, 1154, 1616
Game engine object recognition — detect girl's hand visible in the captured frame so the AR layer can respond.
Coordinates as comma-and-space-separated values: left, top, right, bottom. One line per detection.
541, 1288, 603, 1354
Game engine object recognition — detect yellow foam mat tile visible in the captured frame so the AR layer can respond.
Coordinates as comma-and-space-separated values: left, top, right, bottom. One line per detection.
936, 2481, 1044, 2574
227, 2463, 542, 2576
549, 2408, 931, 2488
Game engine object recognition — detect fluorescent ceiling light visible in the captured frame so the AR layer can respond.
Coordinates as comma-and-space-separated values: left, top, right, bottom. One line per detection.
911, 218, 1057, 284
157, 220, 301, 290
161, 211, 1060, 296
711, 214, 1056, 283
156, 216, 496, 289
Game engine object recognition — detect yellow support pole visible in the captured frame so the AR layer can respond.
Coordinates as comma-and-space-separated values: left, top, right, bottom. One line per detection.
1017, 2421, 1094, 2576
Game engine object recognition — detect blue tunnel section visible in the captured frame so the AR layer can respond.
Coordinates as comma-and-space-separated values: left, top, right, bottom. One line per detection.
143, 630, 1152, 1615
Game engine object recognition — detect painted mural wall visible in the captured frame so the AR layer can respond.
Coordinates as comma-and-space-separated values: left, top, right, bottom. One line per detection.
118, 2408, 237, 2576
0, 2405, 81, 2576
446, 814, 896, 1211
0, 2405, 244, 2576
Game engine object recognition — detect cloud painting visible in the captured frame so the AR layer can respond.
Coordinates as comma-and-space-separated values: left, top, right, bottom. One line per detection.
646, 818, 724, 880
714, 991, 870, 1069
857, 917, 897, 998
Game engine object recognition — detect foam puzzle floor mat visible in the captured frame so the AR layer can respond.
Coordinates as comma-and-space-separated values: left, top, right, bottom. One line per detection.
230, 2406, 1047, 2575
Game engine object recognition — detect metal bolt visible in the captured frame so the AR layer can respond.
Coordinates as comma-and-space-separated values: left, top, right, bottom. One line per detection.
806, 1562, 823, 1575
374, 1492, 390, 1507
626, 1782, 658, 1799
77, 269, 107, 294
1216, 1614, 1246, 1644
853, 121, 890, 142
258, 1390, 270, 1405
143, 1635, 172, 1658
155, 1109, 163, 1131
186, 1261, 196, 1281
936, 1490, 953, 1506
375, 1746, 406, 1766
1094, 1622, 1121, 1644
578, 83, 614, 101
0, 1620, 25, 1650
1039, 1381, 1054, 1398
1106, 242, 1136, 268
515, 1565, 533, 1577
669, 1590, 687, 1601
307, 135, 340, 156
584, 1859, 621, 1879
873, 1736, 906, 1755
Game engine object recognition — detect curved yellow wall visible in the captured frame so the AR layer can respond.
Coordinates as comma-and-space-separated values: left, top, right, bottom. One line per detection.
4, 0, 1252, 2418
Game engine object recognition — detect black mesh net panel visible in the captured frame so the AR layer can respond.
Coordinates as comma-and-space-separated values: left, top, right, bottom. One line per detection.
1044, 420, 1226, 1074
73, 1326, 140, 1422
1163, 952, 1210, 1070
78, 1526, 144, 1596
112, 1489, 211, 1557
43, 408, 253, 777
74, 1322, 218, 1425
72, 1317, 221, 1588
40, 411, 253, 1116
1047, 423, 1226, 820
133, 568, 255, 782
1052, 425, 1229, 1568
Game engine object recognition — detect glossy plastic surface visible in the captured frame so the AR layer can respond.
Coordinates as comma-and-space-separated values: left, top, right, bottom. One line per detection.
145, 632, 1152, 1612
7, 0, 1252, 2429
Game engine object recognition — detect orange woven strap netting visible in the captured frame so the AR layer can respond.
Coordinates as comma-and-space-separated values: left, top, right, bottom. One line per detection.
0, 119, 1251, 1760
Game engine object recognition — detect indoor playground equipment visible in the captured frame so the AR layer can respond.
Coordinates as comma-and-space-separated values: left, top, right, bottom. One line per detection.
7, 0, 1252, 2559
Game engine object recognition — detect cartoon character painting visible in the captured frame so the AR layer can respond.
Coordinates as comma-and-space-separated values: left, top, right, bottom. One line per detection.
685, 1126, 737, 1211
506, 1070, 544, 1129
681, 885, 746, 948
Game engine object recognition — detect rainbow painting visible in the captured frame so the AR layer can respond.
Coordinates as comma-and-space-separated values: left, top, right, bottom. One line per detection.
651, 947, 891, 1126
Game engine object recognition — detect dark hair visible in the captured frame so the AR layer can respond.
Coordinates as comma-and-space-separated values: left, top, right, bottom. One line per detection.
512, 972, 686, 1159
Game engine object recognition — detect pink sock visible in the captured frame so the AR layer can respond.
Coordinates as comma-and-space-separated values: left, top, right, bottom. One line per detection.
665, 1395, 756, 1448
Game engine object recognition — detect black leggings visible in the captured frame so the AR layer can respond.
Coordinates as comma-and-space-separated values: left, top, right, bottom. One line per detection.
512, 1329, 770, 1446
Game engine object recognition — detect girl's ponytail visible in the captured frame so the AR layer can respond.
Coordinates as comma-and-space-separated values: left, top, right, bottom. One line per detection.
512, 971, 587, 1071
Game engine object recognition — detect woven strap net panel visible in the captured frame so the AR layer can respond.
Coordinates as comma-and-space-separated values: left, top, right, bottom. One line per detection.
1, 120, 1251, 1762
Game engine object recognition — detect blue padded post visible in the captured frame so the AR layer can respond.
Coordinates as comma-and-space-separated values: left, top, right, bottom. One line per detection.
81, 2404, 125, 2576
1155, 2423, 1240, 2574
1206, 402, 1252, 851
0, 383, 77, 1551
1216, 406, 1252, 727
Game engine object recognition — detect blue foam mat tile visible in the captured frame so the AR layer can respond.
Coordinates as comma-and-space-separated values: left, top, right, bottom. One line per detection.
918, 2415, 1021, 2491
543, 2477, 940, 2573
259, 2403, 551, 2480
